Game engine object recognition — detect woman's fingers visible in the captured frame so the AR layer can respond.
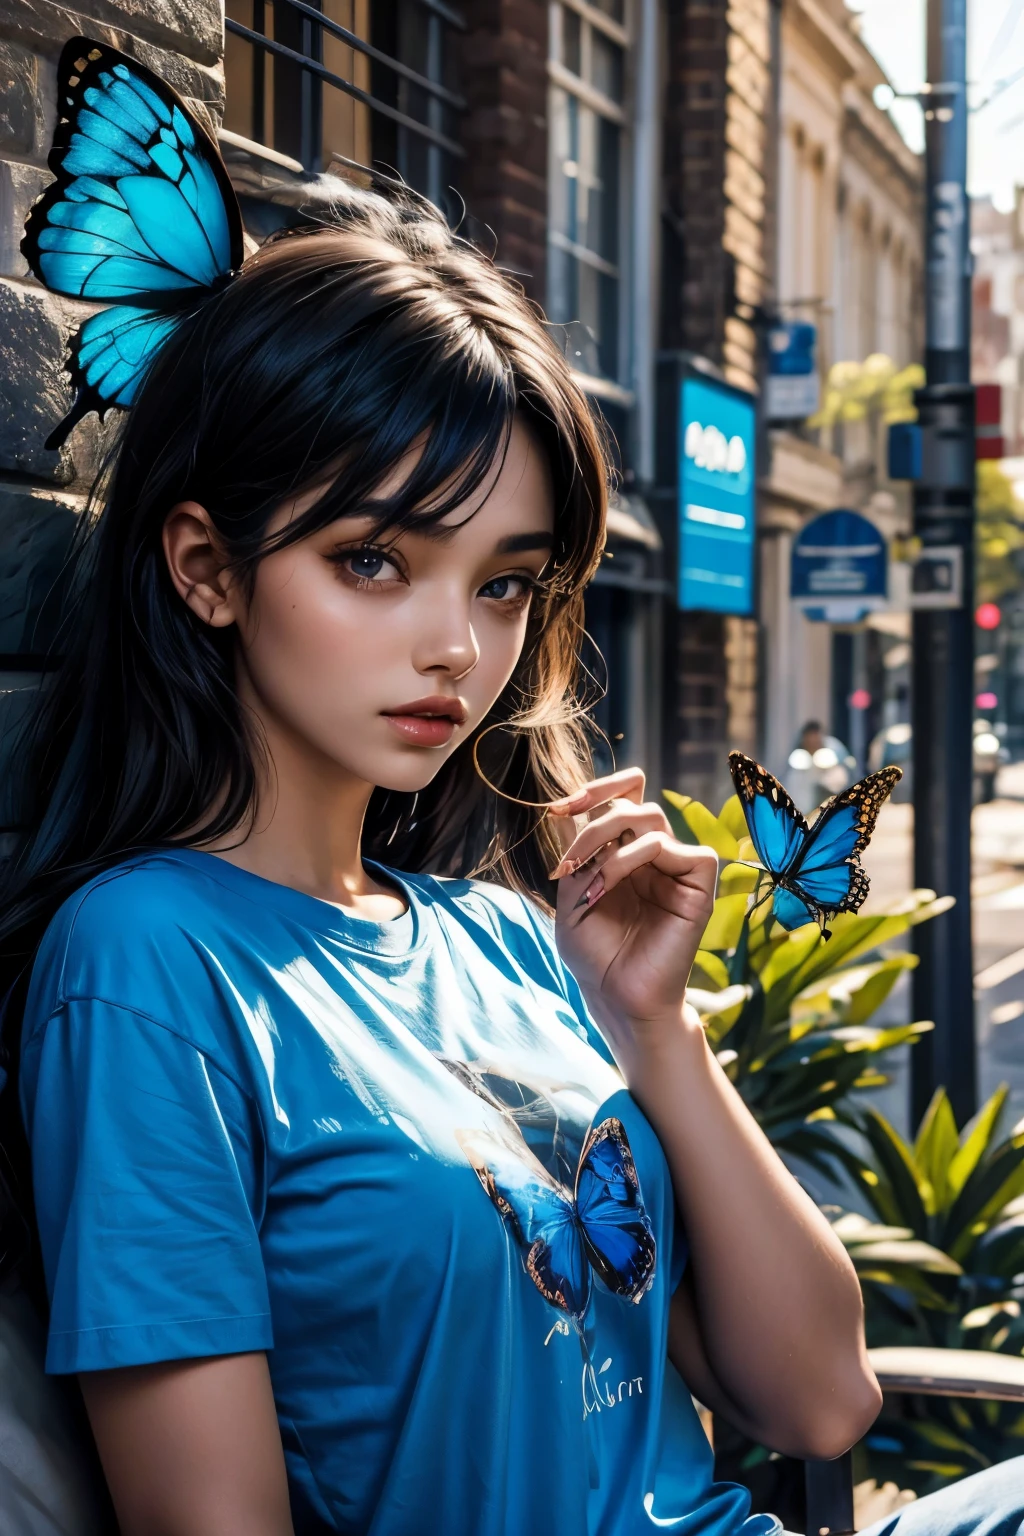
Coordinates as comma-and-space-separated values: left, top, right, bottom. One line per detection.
548, 766, 646, 817
569, 834, 718, 921
549, 799, 669, 877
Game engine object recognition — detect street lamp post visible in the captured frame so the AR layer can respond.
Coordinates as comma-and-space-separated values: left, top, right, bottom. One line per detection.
910, 0, 977, 1127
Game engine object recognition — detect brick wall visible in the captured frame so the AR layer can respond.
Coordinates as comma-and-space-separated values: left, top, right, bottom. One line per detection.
457, 0, 548, 304
661, 0, 773, 805
663, 0, 770, 387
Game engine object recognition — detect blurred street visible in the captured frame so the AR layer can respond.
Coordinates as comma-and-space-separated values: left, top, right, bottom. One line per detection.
861, 767, 1024, 1124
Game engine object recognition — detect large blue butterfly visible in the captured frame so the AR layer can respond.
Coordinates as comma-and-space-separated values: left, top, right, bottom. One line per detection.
457, 1116, 656, 1326
728, 750, 902, 935
22, 37, 244, 449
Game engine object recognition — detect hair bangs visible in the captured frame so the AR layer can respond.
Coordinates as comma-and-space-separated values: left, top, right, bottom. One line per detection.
272, 329, 519, 556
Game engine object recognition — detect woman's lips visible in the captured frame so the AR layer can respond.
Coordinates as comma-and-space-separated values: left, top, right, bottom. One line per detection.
383, 714, 457, 747
381, 696, 467, 748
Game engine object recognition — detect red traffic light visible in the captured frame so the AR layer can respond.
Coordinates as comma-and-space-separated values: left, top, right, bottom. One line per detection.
976, 383, 1004, 460
976, 602, 1002, 630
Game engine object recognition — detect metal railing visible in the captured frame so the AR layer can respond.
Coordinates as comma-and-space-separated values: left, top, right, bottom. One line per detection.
225, 0, 465, 203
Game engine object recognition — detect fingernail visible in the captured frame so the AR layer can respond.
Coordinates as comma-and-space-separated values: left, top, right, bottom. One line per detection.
549, 789, 586, 812
552, 852, 592, 880
573, 872, 605, 910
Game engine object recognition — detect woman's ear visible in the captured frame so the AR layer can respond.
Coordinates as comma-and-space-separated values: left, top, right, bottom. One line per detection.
162, 502, 240, 629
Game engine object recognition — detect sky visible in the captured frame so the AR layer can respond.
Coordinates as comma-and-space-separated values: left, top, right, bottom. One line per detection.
847, 0, 1024, 211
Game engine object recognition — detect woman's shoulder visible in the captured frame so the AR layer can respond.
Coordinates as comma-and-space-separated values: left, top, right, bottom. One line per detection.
26, 850, 229, 1025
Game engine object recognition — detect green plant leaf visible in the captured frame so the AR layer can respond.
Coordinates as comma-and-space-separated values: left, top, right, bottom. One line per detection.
779, 913, 911, 1003
947, 1086, 1010, 1199
844, 955, 919, 1024
858, 1106, 930, 1235
701, 894, 750, 952
687, 985, 750, 1046
829, 1212, 912, 1243
680, 798, 739, 859
692, 951, 730, 989
793, 956, 919, 1027
717, 862, 760, 896
662, 791, 696, 844
718, 792, 749, 840
846, 1239, 962, 1274
915, 1089, 960, 1212
759, 927, 822, 996
903, 1421, 990, 1466
948, 1140, 1024, 1260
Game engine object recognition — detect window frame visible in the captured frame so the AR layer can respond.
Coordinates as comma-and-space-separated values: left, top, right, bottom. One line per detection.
546, 0, 636, 408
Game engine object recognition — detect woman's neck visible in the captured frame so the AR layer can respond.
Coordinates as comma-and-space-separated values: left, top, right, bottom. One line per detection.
200, 714, 406, 921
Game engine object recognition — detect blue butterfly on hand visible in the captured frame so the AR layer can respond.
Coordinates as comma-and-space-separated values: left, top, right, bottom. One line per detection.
728, 751, 902, 936
457, 1116, 656, 1326
21, 37, 244, 449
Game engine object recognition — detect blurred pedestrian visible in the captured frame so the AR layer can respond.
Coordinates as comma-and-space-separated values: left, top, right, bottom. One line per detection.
787, 720, 858, 812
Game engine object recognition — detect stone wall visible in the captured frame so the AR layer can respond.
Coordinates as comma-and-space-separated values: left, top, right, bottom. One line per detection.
0, 1, 224, 629
0, 3, 225, 808
0, 3, 225, 650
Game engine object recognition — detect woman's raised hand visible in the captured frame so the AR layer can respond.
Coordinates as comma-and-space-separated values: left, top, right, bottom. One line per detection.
548, 767, 718, 1069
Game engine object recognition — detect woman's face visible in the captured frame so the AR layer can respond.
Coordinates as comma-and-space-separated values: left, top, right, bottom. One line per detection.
225, 417, 555, 795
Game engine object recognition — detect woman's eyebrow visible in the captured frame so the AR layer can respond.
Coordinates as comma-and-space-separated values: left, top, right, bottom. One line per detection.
493, 531, 554, 555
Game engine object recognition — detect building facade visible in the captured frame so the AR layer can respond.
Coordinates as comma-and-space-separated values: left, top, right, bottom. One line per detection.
972, 192, 1024, 460
758, 0, 924, 782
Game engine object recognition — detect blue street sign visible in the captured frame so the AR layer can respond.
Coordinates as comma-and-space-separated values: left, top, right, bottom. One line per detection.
765, 322, 820, 421
791, 509, 887, 623
888, 421, 923, 481
768, 321, 817, 376
678, 374, 757, 614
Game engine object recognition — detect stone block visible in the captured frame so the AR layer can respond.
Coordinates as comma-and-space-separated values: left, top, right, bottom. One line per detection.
0, 275, 110, 486
0, 3, 224, 116
0, 157, 49, 278
0, 478, 82, 655
0, 0, 222, 72
0, 40, 40, 154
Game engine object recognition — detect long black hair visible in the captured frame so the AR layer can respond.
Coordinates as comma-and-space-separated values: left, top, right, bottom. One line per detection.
0, 189, 610, 1224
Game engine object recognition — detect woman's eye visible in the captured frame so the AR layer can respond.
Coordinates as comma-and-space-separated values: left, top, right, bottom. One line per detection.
479, 575, 531, 602
336, 548, 398, 583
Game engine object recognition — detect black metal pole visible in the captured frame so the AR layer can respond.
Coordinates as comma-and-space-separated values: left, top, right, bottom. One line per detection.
911, 0, 977, 1127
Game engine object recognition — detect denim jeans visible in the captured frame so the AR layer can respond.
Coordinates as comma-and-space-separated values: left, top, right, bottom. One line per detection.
855, 1460, 1024, 1536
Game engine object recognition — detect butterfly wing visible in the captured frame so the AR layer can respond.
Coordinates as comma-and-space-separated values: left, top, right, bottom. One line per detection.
728, 751, 809, 878
456, 1126, 591, 1321
22, 38, 244, 446
782, 766, 902, 922
24, 37, 243, 299
573, 1118, 656, 1304
45, 304, 180, 449
771, 886, 818, 930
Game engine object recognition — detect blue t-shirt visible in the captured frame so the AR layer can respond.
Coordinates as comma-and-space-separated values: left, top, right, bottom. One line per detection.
20, 849, 780, 1536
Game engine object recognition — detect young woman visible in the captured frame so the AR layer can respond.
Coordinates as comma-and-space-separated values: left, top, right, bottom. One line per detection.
4, 38, 1013, 1536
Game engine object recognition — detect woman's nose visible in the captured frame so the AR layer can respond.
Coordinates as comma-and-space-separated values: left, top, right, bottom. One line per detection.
410, 603, 480, 681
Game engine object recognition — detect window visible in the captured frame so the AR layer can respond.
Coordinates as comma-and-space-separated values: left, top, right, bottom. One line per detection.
547, 1, 630, 387
224, 0, 464, 214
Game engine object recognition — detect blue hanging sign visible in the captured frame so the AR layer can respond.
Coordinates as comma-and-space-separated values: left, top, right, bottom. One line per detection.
765, 322, 820, 421
678, 373, 757, 615
791, 509, 887, 623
